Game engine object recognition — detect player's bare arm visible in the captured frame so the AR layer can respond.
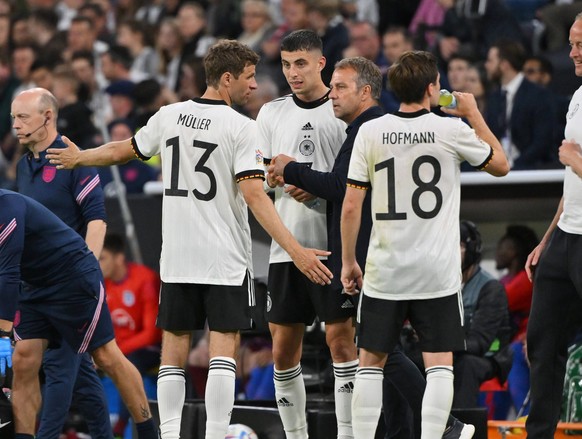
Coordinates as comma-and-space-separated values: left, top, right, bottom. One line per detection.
441, 92, 510, 177
340, 186, 365, 294
46, 136, 137, 169
526, 196, 564, 281
239, 178, 333, 285
85, 219, 107, 259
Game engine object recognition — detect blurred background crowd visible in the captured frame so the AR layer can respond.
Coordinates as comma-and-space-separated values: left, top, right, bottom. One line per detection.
0, 0, 580, 191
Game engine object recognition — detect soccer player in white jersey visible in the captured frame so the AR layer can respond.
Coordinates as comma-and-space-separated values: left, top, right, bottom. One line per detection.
256, 29, 356, 439
46, 39, 333, 439
341, 50, 510, 439
525, 14, 582, 439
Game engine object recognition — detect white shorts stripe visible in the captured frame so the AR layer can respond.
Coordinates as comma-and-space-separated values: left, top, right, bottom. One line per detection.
78, 281, 104, 353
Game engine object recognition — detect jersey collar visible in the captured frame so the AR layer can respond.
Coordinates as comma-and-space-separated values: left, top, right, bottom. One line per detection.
393, 108, 430, 118
192, 97, 228, 106
291, 90, 331, 109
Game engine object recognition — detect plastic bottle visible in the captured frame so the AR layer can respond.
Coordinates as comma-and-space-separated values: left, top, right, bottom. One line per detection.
439, 89, 457, 108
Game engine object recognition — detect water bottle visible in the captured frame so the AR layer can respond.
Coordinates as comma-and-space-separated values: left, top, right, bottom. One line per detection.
439, 89, 457, 109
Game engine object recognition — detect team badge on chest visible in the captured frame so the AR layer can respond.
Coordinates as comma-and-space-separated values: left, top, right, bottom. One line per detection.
42, 166, 56, 183
299, 136, 315, 156
122, 290, 136, 307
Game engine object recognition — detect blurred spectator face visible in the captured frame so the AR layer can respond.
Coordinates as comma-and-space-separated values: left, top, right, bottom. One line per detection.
109, 94, 134, 119
447, 58, 470, 91
281, 0, 308, 30
79, 6, 106, 37
71, 57, 95, 85
99, 247, 123, 280
157, 19, 182, 53
51, 76, 78, 107
12, 18, 31, 46
485, 47, 502, 82
242, 0, 270, 34
382, 30, 413, 65
31, 67, 54, 90
523, 59, 550, 86
179, 63, 204, 99
117, 24, 138, 49
109, 120, 133, 141
349, 22, 380, 61
0, 15, 9, 48
100, 53, 115, 81
177, 4, 206, 40
465, 65, 485, 99
12, 47, 36, 81
68, 20, 95, 52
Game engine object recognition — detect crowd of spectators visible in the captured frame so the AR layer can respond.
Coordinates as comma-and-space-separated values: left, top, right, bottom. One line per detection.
0, 0, 579, 190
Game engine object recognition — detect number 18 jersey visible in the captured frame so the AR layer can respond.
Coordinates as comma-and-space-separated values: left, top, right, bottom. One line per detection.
133, 98, 264, 285
347, 110, 492, 301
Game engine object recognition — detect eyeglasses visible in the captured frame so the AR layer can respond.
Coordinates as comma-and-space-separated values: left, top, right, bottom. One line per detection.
523, 68, 541, 74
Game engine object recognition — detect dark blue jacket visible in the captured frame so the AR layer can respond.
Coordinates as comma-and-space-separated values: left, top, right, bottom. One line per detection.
486, 79, 555, 169
283, 106, 384, 291
0, 190, 99, 320
16, 135, 106, 236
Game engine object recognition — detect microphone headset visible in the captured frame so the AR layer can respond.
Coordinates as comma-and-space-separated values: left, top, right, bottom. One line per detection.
24, 117, 49, 138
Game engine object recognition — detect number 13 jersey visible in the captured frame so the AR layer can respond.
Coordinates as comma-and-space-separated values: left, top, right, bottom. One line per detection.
347, 110, 493, 300
133, 98, 264, 285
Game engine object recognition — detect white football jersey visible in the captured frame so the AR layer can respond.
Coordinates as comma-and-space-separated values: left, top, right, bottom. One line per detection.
559, 86, 582, 235
347, 110, 493, 300
133, 98, 264, 285
257, 93, 346, 263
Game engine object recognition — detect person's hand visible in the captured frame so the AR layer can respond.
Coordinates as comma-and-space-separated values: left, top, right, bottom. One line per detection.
268, 154, 296, 178
559, 139, 582, 167
341, 261, 363, 295
46, 136, 81, 169
290, 247, 333, 285
440, 92, 479, 118
284, 185, 316, 203
0, 338, 12, 376
525, 242, 546, 281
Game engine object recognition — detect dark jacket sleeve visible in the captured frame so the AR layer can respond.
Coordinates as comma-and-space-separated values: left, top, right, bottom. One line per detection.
283, 144, 351, 204
466, 279, 510, 356
0, 197, 25, 321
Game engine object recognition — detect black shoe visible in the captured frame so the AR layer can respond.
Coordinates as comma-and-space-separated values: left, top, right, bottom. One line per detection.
442, 418, 475, 439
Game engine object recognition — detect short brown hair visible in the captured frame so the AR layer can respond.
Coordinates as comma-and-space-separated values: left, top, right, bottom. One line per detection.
388, 50, 438, 104
204, 40, 260, 87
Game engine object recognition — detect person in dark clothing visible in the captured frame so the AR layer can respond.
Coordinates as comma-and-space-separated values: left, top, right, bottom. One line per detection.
453, 221, 513, 409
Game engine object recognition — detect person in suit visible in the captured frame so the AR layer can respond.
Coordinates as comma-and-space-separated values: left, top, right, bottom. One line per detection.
484, 39, 557, 169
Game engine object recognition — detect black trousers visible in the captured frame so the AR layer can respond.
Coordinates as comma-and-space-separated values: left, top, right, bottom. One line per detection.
452, 354, 495, 409
526, 228, 582, 439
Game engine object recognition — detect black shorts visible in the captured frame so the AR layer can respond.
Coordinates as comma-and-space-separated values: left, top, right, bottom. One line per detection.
156, 273, 254, 332
357, 291, 465, 354
13, 270, 115, 353
266, 262, 355, 325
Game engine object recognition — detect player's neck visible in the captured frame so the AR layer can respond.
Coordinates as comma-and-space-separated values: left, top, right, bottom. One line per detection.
399, 103, 430, 113
295, 82, 329, 103
28, 135, 56, 159
201, 87, 231, 106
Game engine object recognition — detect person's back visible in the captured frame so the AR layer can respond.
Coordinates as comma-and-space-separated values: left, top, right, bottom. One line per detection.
352, 111, 487, 298
134, 98, 262, 284
0, 189, 98, 292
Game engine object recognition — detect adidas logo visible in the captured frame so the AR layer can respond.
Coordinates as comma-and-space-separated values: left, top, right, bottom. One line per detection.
277, 397, 294, 407
341, 299, 354, 309
337, 382, 354, 393
301, 122, 314, 131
